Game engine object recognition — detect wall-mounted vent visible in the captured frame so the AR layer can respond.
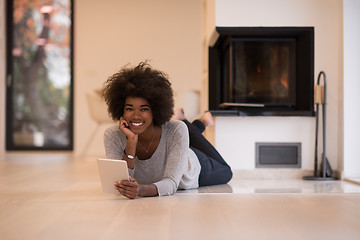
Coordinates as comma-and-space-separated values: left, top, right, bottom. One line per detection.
256, 142, 301, 168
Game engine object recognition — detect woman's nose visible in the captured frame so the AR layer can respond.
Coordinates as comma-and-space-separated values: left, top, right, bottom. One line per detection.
132, 109, 142, 117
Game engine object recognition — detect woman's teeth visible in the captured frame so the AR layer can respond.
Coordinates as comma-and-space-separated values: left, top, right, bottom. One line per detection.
132, 122, 143, 126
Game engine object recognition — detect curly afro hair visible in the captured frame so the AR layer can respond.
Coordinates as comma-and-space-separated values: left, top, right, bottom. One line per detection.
102, 62, 174, 126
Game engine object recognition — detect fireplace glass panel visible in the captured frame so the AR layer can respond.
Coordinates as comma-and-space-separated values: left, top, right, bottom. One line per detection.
228, 38, 296, 106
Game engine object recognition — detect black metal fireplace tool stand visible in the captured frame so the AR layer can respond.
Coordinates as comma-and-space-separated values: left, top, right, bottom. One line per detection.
303, 71, 336, 180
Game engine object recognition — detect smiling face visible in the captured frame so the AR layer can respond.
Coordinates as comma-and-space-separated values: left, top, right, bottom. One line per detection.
123, 96, 154, 135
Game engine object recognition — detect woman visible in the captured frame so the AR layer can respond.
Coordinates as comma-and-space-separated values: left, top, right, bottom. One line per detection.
103, 62, 232, 199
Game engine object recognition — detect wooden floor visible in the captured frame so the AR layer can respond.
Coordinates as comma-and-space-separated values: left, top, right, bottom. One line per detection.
1, 154, 360, 240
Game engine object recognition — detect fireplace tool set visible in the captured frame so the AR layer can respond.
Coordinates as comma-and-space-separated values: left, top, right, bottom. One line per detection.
303, 71, 336, 180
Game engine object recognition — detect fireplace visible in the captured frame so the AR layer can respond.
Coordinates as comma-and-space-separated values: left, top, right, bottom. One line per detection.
209, 27, 314, 116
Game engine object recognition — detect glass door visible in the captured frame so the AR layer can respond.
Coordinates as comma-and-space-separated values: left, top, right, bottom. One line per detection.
6, 0, 73, 150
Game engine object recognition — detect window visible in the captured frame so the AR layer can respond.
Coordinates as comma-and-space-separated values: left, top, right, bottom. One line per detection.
6, 0, 74, 150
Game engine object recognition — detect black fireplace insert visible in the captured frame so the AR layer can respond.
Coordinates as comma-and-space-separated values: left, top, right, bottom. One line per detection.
209, 27, 314, 116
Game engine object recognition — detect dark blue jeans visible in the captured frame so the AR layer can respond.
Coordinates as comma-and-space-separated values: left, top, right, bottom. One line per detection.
183, 120, 233, 187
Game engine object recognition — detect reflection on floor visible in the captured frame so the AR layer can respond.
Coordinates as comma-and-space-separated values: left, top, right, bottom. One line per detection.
179, 178, 360, 194
1, 154, 360, 240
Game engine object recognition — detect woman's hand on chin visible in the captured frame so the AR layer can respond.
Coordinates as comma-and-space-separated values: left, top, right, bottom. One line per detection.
119, 117, 138, 141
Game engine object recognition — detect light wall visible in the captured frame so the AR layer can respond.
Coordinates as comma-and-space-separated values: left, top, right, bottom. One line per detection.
343, 0, 360, 178
0, 0, 5, 156
211, 0, 343, 171
74, 0, 202, 157
0, 0, 203, 157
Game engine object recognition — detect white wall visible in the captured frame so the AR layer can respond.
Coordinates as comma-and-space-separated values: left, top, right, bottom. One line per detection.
213, 0, 342, 171
74, 0, 202, 157
0, 0, 5, 157
343, 0, 360, 178
0, 0, 202, 157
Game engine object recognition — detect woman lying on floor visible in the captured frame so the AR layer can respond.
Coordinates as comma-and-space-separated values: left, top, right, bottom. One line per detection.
102, 62, 232, 199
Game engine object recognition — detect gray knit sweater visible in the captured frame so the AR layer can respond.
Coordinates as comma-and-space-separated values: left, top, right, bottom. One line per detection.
103, 119, 201, 196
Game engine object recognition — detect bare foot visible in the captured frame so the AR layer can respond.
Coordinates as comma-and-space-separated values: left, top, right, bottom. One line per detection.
172, 108, 185, 120
200, 111, 214, 127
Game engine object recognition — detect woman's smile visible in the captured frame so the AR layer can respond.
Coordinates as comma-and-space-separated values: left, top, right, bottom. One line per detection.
131, 121, 144, 127
129, 120, 146, 130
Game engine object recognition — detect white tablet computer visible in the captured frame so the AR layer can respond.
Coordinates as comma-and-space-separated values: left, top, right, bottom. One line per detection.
97, 158, 129, 194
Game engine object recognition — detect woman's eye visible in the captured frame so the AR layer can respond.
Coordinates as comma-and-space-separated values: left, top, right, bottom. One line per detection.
141, 108, 150, 112
125, 107, 133, 111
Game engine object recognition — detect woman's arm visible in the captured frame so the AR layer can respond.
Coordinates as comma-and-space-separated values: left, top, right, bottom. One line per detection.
119, 117, 138, 169
114, 177, 158, 199
153, 121, 190, 196
103, 118, 139, 169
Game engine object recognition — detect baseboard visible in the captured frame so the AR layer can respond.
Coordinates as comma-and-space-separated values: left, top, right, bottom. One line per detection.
232, 169, 342, 180
231, 169, 312, 180
344, 178, 360, 186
